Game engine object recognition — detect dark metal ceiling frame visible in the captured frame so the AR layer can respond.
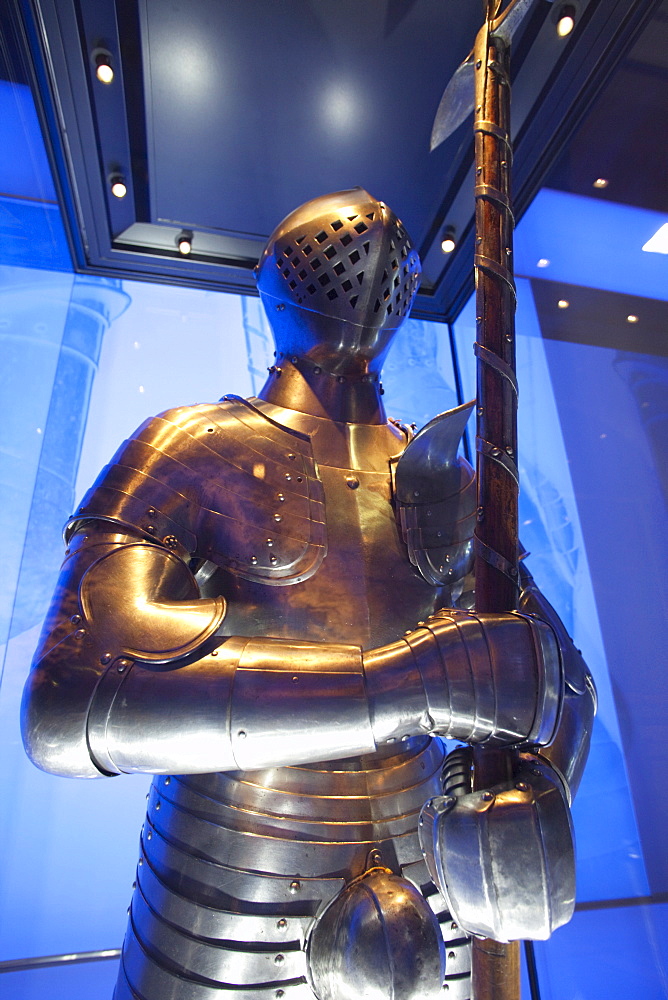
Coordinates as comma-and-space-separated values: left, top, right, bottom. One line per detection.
428, 0, 662, 320
12, 0, 263, 295
8, 0, 661, 323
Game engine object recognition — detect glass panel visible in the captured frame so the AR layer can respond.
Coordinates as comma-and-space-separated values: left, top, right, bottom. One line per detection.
453, 179, 668, 995
533, 904, 668, 1000
0, 67, 463, 972
383, 317, 460, 427
75, 278, 253, 499
514, 188, 668, 302
7, 29, 664, 999
0, 958, 121, 1000
0, 75, 256, 962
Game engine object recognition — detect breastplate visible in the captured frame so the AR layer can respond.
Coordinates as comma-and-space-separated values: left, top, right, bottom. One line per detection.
73, 395, 467, 651
213, 398, 443, 649
106, 398, 474, 1000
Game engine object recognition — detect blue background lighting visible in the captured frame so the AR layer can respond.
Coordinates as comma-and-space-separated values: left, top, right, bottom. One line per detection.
514, 187, 668, 300
1, 78, 667, 997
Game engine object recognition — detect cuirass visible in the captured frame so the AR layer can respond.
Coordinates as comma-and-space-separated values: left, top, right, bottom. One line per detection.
64, 394, 477, 1000
212, 398, 444, 648
71, 395, 469, 650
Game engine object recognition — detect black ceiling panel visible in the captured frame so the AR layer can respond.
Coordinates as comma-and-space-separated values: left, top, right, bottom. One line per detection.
546, 0, 668, 214
531, 277, 668, 357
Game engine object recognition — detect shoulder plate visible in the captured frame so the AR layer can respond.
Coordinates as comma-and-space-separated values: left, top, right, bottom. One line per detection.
69, 396, 326, 586
393, 402, 475, 587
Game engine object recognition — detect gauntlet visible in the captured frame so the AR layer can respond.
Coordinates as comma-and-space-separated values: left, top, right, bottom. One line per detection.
417, 565, 597, 941
419, 747, 574, 941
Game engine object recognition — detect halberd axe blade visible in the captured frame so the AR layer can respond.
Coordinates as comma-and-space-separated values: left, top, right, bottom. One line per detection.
430, 0, 537, 150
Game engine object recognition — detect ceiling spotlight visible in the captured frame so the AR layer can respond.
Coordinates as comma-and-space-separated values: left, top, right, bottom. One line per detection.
626, 314, 638, 324
557, 299, 569, 309
440, 227, 457, 254
556, 4, 576, 37
94, 50, 114, 84
593, 178, 609, 189
177, 230, 193, 255
537, 258, 550, 268
109, 175, 127, 198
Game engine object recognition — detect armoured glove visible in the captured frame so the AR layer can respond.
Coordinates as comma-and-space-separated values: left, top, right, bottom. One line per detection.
418, 746, 575, 941
416, 567, 597, 942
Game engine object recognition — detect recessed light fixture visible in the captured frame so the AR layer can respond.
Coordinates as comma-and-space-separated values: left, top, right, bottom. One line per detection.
593, 178, 609, 189
440, 226, 456, 254
642, 222, 668, 254
556, 4, 576, 37
177, 230, 194, 255
557, 299, 569, 309
109, 175, 127, 198
537, 258, 550, 268
626, 314, 638, 324
93, 50, 114, 84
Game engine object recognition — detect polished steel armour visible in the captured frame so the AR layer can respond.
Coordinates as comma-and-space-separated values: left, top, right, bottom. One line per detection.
22, 189, 595, 1000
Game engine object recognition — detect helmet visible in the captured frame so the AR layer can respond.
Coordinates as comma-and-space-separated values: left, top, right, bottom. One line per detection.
256, 188, 421, 374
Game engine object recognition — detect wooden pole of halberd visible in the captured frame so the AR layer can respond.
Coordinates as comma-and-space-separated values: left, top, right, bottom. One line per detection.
471, 16, 521, 1000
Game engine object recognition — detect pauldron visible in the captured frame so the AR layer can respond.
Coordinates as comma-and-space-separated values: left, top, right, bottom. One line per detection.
69, 396, 327, 586
69, 398, 477, 590
393, 402, 476, 586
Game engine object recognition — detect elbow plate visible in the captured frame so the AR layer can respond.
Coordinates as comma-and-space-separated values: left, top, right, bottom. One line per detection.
22, 535, 225, 778
518, 566, 597, 799
79, 542, 226, 662
79, 542, 225, 774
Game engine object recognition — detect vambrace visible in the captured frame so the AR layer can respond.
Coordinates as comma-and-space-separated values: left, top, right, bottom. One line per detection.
364, 608, 562, 748
23, 528, 564, 778
518, 562, 597, 801
22, 529, 374, 778
90, 636, 373, 775
92, 607, 560, 775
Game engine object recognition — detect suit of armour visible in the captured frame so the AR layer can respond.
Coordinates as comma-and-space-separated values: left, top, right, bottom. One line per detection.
22, 190, 595, 1000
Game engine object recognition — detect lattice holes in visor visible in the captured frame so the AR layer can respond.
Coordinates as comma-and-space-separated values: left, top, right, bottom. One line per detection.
273, 211, 420, 322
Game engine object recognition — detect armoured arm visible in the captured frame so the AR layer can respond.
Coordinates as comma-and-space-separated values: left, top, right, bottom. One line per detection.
418, 564, 597, 941
22, 527, 366, 778
22, 527, 561, 779
517, 563, 597, 800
